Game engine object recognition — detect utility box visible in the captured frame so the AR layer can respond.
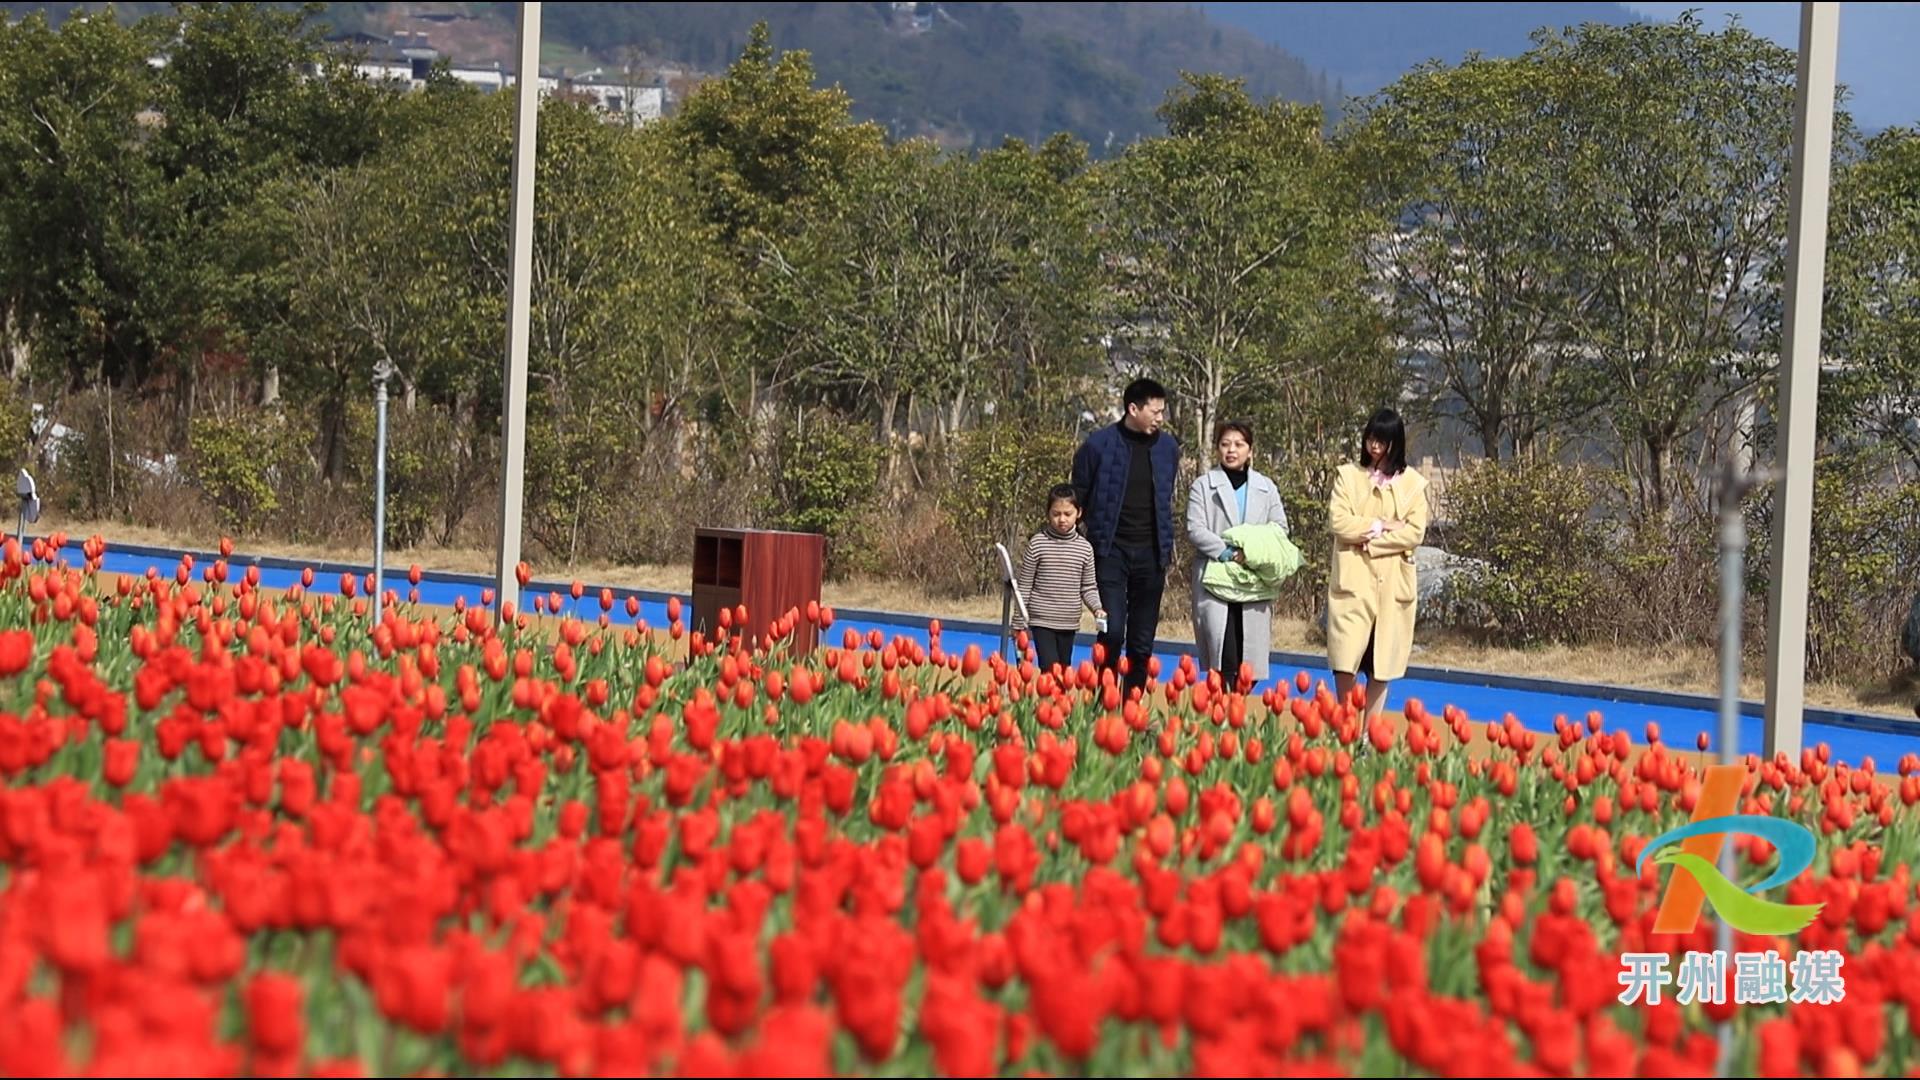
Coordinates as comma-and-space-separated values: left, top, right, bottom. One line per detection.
691, 527, 825, 653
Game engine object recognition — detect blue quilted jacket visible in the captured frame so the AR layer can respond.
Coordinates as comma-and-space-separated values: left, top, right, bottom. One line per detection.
1070, 422, 1182, 569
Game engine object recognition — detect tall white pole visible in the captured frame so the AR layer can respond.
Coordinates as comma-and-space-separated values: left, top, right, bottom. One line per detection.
495, 1, 541, 619
372, 359, 391, 625
1763, 2, 1839, 762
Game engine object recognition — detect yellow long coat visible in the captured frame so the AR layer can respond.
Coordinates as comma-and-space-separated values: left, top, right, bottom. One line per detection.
1326, 463, 1430, 683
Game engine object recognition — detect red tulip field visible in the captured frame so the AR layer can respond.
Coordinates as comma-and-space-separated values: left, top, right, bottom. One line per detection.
3, 534, 1918, 1077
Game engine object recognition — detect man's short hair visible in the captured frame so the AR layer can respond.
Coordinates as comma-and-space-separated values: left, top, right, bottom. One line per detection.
1123, 377, 1167, 411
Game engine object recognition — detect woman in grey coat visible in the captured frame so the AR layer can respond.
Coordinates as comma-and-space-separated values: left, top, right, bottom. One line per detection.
1186, 420, 1289, 686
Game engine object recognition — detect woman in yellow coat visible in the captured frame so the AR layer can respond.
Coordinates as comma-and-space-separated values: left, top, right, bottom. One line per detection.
1326, 408, 1429, 718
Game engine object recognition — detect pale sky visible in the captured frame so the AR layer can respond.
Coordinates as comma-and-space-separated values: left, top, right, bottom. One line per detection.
1627, 2, 1917, 131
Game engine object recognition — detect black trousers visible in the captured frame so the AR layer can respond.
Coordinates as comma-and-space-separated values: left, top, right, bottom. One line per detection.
1219, 601, 1245, 687
1029, 626, 1077, 674
1095, 544, 1165, 695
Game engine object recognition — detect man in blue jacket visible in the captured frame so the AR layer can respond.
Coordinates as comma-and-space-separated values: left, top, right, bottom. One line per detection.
1072, 377, 1181, 697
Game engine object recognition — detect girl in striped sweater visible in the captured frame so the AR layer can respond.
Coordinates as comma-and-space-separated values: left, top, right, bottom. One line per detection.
1014, 485, 1107, 674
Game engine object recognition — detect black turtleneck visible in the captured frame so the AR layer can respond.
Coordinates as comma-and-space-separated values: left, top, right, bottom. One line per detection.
1223, 466, 1249, 490
1114, 424, 1159, 548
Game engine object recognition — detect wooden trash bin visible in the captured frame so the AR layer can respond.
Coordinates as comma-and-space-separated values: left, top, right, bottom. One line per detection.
691, 527, 825, 652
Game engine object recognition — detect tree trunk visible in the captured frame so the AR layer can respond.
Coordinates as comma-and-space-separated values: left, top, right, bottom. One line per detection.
323, 382, 347, 485
746, 369, 767, 478
1475, 405, 1508, 463
671, 410, 691, 480
439, 392, 476, 545
104, 376, 117, 515
1732, 395, 1756, 478
904, 390, 923, 488
753, 395, 780, 488
1646, 433, 1672, 519
1195, 365, 1219, 473
880, 389, 900, 489
2, 305, 27, 381
260, 363, 280, 408
568, 488, 584, 569
947, 384, 968, 441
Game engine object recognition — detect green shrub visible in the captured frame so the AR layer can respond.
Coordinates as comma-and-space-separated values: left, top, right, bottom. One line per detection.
940, 423, 1077, 593
524, 422, 618, 564
188, 414, 283, 533
380, 410, 440, 551
1589, 499, 1720, 648
764, 412, 884, 578
0, 381, 32, 470
1267, 455, 1336, 622
47, 391, 144, 520
1443, 456, 1601, 645
346, 400, 496, 552
1746, 457, 1920, 681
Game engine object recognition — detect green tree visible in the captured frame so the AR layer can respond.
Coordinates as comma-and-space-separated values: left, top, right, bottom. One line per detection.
757, 135, 1098, 481
315, 91, 735, 562
668, 21, 886, 254
218, 75, 482, 487
149, 2, 409, 413
223, 166, 400, 485
665, 23, 888, 472
1098, 74, 1388, 463
754, 142, 942, 449
763, 409, 883, 578
1347, 54, 1592, 460
615, 132, 745, 488
1745, 456, 1920, 680
0, 10, 164, 389
519, 105, 722, 562
980, 134, 1102, 429
1817, 127, 1920, 468
1548, 15, 1855, 515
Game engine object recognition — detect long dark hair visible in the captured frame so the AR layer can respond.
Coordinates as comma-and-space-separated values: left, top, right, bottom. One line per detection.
1359, 408, 1408, 476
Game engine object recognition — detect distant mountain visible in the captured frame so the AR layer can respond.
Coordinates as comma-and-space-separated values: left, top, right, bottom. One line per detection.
1200, 1, 1643, 105
5, 2, 1341, 152
536, 2, 1338, 151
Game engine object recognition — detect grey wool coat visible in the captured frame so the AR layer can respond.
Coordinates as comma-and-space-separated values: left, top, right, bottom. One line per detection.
1186, 467, 1290, 681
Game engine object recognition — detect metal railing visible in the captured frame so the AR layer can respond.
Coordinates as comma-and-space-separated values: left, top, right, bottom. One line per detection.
992, 542, 1032, 662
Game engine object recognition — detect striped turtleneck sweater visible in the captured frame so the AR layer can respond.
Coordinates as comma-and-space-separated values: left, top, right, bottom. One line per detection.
1013, 526, 1102, 631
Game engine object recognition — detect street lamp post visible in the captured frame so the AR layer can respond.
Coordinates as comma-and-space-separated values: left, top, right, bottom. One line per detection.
372, 357, 395, 624
1712, 459, 1770, 1076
